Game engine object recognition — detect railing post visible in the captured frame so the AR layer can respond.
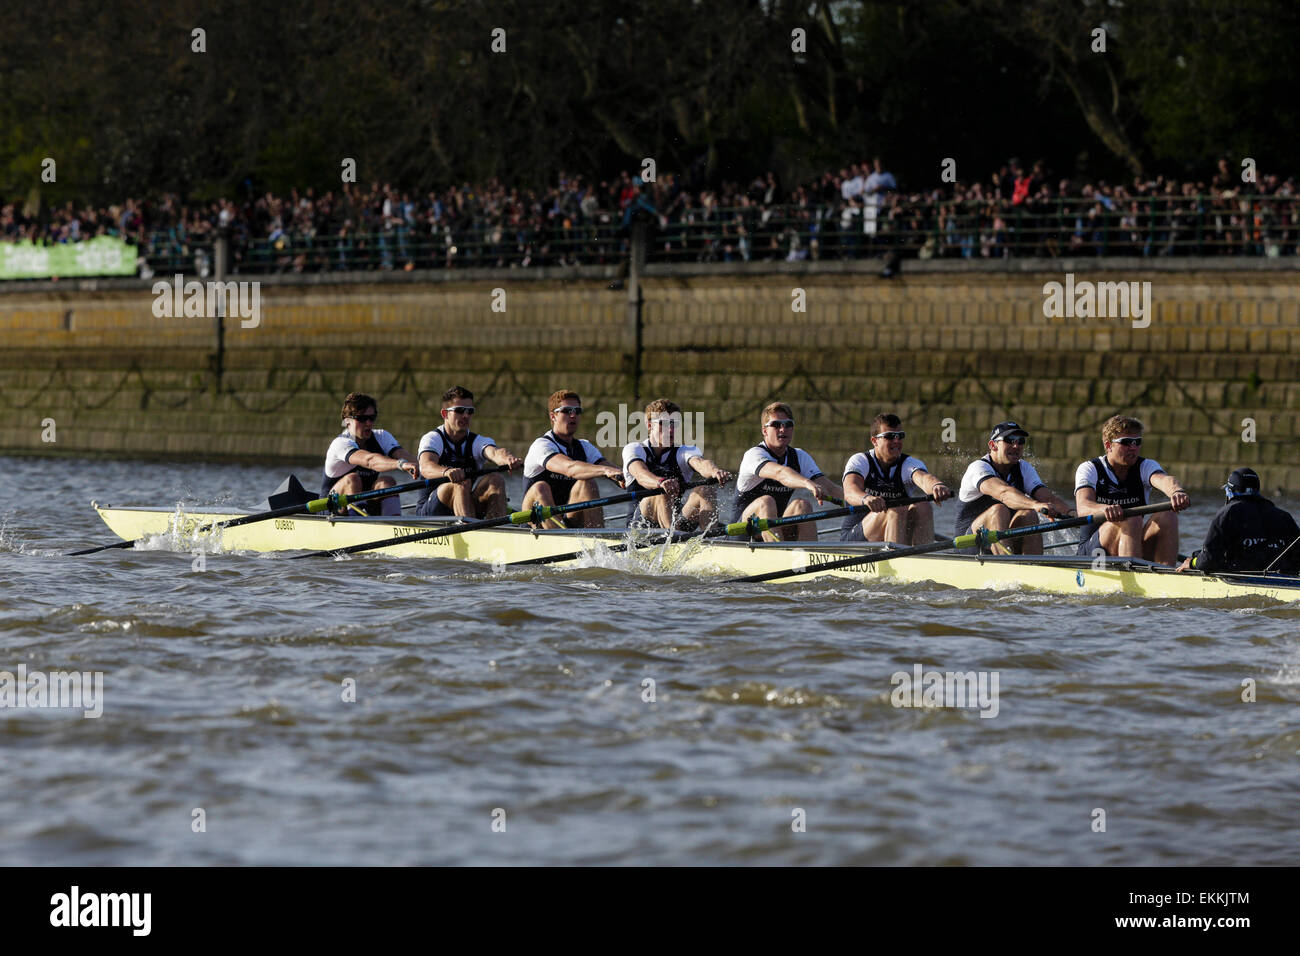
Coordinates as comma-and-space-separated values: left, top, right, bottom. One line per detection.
1147, 196, 1155, 256
213, 230, 229, 393
627, 221, 646, 406
1195, 193, 1203, 254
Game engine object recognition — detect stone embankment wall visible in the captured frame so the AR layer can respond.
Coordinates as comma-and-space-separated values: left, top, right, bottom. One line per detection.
2, 260, 1297, 493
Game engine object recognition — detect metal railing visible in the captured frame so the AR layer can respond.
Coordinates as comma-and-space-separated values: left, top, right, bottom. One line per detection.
121, 193, 1300, 276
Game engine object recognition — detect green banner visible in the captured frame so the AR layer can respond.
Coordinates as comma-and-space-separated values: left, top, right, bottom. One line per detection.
0, 236, 137, 279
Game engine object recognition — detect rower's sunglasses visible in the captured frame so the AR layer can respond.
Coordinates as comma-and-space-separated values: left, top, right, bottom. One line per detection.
765, 419, 795, 429
999, 436, 1027, 446
1111, 436, 1143, 446
553, 406, 583, 416
874, 431, 905, 441
445, 406, 475, 415
351, 414, 377, 422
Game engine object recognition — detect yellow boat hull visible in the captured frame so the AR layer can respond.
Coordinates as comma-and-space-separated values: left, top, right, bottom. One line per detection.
92, 506, 1300, 601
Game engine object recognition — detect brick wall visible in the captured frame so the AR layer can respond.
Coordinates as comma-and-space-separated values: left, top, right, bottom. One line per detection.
1, 265, 1297, 492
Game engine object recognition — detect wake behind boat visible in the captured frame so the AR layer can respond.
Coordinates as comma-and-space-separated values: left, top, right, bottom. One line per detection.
91, 502, 1300, 602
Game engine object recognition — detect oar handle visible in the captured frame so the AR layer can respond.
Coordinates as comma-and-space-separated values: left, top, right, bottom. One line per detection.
514, 492, 923, 570
300, 475, 722, 559
724, 494, 932, 537
982, 500, 1172, 544
519, 476, 720, 525
317, 464, 509, 515
728, 501, 1174, 584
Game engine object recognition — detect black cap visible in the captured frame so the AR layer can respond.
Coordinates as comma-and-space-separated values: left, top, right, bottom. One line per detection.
989, 421, 1029, 442
1225, 468, 1261, 496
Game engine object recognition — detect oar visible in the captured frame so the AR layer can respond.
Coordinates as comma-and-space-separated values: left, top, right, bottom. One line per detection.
725, 501, 1174, 584
720, 494, 932, 539
506, 495, 933, 567
295, 477, 722, 559
1263, 534, 1300, 573
69, 465, 508, 555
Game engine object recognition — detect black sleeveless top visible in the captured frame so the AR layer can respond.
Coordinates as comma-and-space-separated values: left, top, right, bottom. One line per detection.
1085, 456, 1147, 508
955, 456, 1030, 536
525, 431, 591, 506
417, 428, 481, 507
735, 444, 803, 518
840, 452, 913, 532
321, 433, 386, 495
627, 443, 687, 491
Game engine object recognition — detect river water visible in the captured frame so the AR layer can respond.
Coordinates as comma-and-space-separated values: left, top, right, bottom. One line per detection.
2, 454, 1297, 865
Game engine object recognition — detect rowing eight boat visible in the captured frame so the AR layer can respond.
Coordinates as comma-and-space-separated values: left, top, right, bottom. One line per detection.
92, 505, 1300, 601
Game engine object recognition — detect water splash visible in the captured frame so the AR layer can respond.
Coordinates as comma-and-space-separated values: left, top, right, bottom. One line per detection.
0, 510, 26, 554
1276, 649, 1300, 685
131, 504, 229, 553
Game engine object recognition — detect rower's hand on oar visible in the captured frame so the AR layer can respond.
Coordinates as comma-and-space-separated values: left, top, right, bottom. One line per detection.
713, 469, 734, 485
1170, 490, 1191, 512
501, 453, 524, 471
397, 459, 418, 479
444, 467, 466, 484
1174, 556, 1193, 572
863, 495, 886, 513
931, 482, 952, 505
603, 466, 626, 488
658, 476, 681, 498
806, 479, 825, 504
1103, 503, 1126, 522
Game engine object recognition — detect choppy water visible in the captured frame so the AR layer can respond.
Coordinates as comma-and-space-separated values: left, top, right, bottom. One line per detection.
1, 454, 1298, 865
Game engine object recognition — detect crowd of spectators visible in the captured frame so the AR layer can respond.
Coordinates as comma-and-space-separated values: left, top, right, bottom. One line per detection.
3, 155, 1299, 274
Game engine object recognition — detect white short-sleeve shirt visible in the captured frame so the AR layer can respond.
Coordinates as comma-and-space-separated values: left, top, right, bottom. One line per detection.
622, 442, 702, 486
737, 445, 823, 495
524, 432, 607, 478
842, 450, 926, 495
324, 428, 402, 479
1075, 458, 1164, 494
418, 428, 497, 468
958, 457, 1045, 503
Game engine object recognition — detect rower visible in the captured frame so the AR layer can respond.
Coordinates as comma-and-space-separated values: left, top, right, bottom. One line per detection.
955, 421, 1074, 555
322, 392, 417, 516
1074, 415, 1190, 565
733, 402, 843, 542
415, 386, 522, 518
622, 398, 732, 530
840, 413, 952, 544
1177, 468, 1300, 574
521, 389, 625, 528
